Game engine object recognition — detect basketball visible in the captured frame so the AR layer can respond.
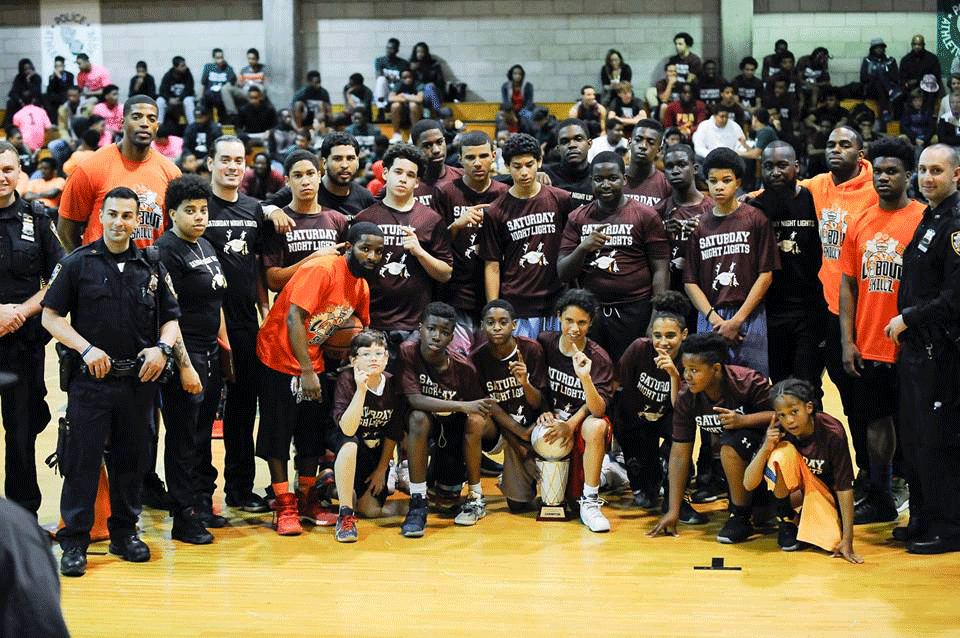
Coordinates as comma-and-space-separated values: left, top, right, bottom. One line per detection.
530, 422, 574, 461
322, 315, 364, 360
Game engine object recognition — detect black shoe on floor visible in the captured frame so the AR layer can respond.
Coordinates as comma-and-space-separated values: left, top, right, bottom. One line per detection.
679, 500, 709, 525
717, 511, 753, 544
480, 454, 503, 477
108, 534, 151, 563
778, 519, 801, 551
141, 475, 173, 510
854, 494, 899, 525
630, 490, 656, 509
60, 546, 87, 577
892, 517, 925, 542
853, 470, 869, 505
197, 507, 229, 529
908, 532, 960, 555
225, 491, 270, 513
172, 510, 214, 545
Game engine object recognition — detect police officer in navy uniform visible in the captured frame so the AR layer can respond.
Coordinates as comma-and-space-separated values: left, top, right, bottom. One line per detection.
0, 141, 64, 516
42, 186, 180, 577
885, 144, 960, 554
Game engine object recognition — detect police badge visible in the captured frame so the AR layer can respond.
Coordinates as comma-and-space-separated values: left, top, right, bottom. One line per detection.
952, 231, 960, 256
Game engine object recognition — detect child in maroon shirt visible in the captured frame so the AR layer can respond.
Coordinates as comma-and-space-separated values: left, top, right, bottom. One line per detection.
624, 120, 673, 208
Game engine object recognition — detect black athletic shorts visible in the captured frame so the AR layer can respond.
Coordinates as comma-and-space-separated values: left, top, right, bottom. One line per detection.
331, 430, 389, 506
255, 361, 325, 461
716, 427, 765, 461
851, 360, 898, 422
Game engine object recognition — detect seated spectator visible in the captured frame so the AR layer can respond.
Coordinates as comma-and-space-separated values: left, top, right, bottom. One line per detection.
805, 113, 835, 176
183, 106, 223, 159
222, 47, 269, 119
749, 109, 778, 152
662, 83, 708, 142
762, 39, 789, 83
268, 108, 298, 164
44, 55, 74, 122
764, 77, 798, 126
12, 92, 52, 152
387, 69, 424, 141
939, 74, 960, 119
200, 47, 237, 115
669, 32, 702, 85
23, 157, 64, 218
292, 70, 331, 129
900, 89, 935, 146
152, 123, 184, 160
570, 85, 607, 137
717, 83, 746, 126
374, 38, 410, 116
178, 151, 200, 175
241, 151, 284, 200
900, 35, 941, 117
409, 42, 446, 115
63, 128, 101, 176
692, 105, 747, 158
600, 48, 632, 105
655, 63, 682, 120
587, 116, 627, 161
698, 59, 727, 107
439, 107, 463, 149
860, 38, 900, 123
766, 52, 798, 102
499, 64, 535, 132
608, 81, 646, 134
157, 55, 196, 130
796, 46, 831, 109
855, 110, 883, 145
936, 91, 960, 147
5, 128, 34, 176
4, 59, 41, 128
75, 53, 110, 116
128, 60, 157, 99
91, 84, 123, 147
238, 87, 277, 138
733, 56, 764, 114
343, 73, 374, 121
663, 127, 683, 148
48, 86, 82, 167
347, 110, 381, 166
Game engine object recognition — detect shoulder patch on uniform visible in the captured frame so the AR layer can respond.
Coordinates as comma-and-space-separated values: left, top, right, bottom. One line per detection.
952, 231, 960, 256
163, 272, 178, 300
48, 263, 62, 285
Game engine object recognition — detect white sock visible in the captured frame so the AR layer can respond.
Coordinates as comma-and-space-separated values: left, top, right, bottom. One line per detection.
469, 483, 483, 499
583, 483, 599, 499
410, 482, 427, 498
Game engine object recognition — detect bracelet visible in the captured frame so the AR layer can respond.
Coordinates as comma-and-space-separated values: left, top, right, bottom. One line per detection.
80, 344, 93, 358
707, 307, 717, 321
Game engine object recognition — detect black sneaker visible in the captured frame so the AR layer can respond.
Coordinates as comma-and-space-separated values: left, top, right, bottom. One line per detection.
679, 500, 709, 525
630, 490, 656, 509
854, 494, 899, 525
225, 491, 270, 513
60, 546, 87, 577
172, 509, 215, 545
717, 511, 754, 544
401, 494, 428, 538
108, 534, 151, 562
141, 475, 173, 510
892, 517, 925, 542
692, 474, 725, 504
853, 471, 869, 505
777, 519, 801, 551
480, 454, 503, 477
198, 507, 229, 529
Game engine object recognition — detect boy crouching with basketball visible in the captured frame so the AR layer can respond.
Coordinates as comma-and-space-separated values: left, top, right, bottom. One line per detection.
331, 331, 404, 542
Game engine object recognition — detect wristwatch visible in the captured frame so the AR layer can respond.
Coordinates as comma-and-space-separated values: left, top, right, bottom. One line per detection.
156, 342, 174, 358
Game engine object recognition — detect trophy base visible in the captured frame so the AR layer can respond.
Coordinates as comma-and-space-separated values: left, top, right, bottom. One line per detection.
537, 504, 569, 521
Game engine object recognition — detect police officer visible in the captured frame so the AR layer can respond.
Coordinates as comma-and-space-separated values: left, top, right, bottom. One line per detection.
0, 141, 64, 516
885, 143, 960, 554
42, 186, 180, 577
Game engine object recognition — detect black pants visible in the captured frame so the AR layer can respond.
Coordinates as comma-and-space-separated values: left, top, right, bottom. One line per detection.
589, 298, 652, 362
612, 409, 669, 495
898, 340, 960, 534
767, 309, 826, 397
222, 324, 259, 495
58, 376, 156, 549
0, 339, 50, 515
823, 312, 868, 474
160, 347, 220, 516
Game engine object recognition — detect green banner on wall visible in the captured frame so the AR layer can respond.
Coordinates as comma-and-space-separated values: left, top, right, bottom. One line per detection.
940, 0, 960, 76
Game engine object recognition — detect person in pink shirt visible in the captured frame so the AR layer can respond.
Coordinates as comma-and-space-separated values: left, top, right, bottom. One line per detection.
75, 53, 111, 114
91, 85, 123, 147
11, 93, 52, 152
151, 123, 184, 160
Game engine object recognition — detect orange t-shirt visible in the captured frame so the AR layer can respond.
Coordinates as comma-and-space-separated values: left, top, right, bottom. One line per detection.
256, 255, 370, 376
25, 176, 65, 208
63, 149, 95, 176
839, 200, 924, 363
59, 144, 181, 247
800, 158, 879, 315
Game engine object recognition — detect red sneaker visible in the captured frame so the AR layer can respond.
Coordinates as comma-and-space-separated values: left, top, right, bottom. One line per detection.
299, 487, 337, 526
273, 492, 302, 536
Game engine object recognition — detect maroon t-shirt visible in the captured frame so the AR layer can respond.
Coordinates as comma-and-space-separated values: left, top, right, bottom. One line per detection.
682, 203, 780, 308
356, 200, 454, 331
655, 194, 714, 287
470, 336, 548, 426
398, 339, 484, 415
559, 199, 670, 303
624, 169, 672, 209
537, 332, 614, 420
672, 364, 772, 443
782, 412, 854, 492
617, 338, 674, 423
332, 370, 404, 447
261, 207, 349, 269
413, 164, 465, 209
433, 178, 509, 312
477, 185, 574, 317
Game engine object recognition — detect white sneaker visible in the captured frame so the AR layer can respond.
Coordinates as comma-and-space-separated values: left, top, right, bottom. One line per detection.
579, 496, 610, 532
395, 460, 410, 494
390, 132, 403, 143
386, 460, 397, 495
454, 496, 486, 526
600, 455, 629, 492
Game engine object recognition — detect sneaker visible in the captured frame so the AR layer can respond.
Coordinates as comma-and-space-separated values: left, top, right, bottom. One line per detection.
630, 490, 656, 509
386, 460, 398, 495
335, 509, 359, 543
678, 500, 709, 525
401, 494, 428, 537
578, 496, 610, 533
600, 455, 629, 493
141, 475, 173, 510
273, 492, 303, 536
480, 454, 503, 477
197, 507, 229, 529
225, 491, 270, 513
892, 477, 910, 513
692, 473, 725, 504
717, 511, 753, 544
60, 546, 87, 577
854, 494, 899, 525
853, 471, 869, 505
777, 519, 801, 551
431, 484, 463, 515
395, 460, 410, 494
454, 496, 487, 526
172, 509, 214, 545
298, 485, 336, 526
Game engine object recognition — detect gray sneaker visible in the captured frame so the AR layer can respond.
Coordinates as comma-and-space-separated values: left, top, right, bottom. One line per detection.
892, 477, 910, 513
454, 496, 487, 526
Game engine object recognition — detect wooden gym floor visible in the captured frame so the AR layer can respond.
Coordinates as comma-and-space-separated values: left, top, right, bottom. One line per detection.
9, 346, 960, 638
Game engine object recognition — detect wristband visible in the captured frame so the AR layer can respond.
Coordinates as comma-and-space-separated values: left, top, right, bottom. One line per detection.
80, 344, 93, 359
707, 307, 717, 321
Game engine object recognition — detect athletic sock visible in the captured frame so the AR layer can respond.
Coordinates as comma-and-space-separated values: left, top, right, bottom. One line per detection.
469, 482, 483, 499
410, 482, 427, 498
583, 483, 599, 499
297, 475, 317, 494
775, 496, 797, 522
272, 481, 290, 496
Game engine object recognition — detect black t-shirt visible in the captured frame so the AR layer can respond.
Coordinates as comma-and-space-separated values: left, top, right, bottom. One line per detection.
749, 186, 824, 316
542, 162, 594, 204
155, 231, 226, 352
265, 182, 375, 219
732, 75, 764, 109
203, 193, 265, 329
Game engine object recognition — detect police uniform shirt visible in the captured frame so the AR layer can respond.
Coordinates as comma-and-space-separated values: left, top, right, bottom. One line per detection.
155, 230, 226, 352
42, 239, 180, 360
0, 195, 64, 338
203, 193, 265, 329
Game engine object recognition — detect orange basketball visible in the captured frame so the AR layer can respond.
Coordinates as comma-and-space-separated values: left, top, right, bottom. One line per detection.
322, 315, 364, 360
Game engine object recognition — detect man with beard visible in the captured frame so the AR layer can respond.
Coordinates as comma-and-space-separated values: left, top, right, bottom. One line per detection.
540, 119, 594, 204
624, 119, 672, 209
58, 96, 181, 252
411, 119, 463, 209
899, 35, 942, 117
256, 222, 384, 536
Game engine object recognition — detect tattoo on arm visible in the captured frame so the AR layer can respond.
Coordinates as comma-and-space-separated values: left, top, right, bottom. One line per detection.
172, 338, 191, 369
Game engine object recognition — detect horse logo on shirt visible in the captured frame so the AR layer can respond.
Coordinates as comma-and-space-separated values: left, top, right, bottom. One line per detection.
861, 232, 903, 293
519, 242, 547, 267
590, 250, 620, 273
778, 231, 800, 255
464, 233, 479, 260
712, 262, 739, 290
511, 404, 526, 424
379, 252, 409, 278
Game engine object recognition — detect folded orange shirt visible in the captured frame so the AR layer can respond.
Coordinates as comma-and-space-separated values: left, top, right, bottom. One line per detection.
765, 441, 841, 551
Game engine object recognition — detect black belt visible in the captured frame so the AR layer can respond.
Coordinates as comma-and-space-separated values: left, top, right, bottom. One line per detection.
79, 358, 141, 379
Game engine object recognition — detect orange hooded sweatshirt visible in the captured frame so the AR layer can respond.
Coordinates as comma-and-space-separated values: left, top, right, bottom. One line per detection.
800, 158, 878, 315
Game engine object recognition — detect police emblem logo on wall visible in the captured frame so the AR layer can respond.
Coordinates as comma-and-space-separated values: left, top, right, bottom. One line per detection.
938, 0, 960, 78
40, 9, 103, 77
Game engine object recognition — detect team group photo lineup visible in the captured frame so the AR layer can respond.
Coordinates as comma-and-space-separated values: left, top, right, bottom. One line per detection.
0, 2, 959, 635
